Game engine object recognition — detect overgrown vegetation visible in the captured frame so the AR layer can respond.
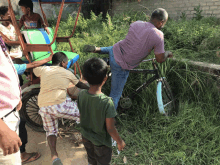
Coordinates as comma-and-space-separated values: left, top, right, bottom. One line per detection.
49, 9, 220, 164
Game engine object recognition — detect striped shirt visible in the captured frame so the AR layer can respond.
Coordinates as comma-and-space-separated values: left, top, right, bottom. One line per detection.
0, 44, 21, 118
113, 21, 165, 70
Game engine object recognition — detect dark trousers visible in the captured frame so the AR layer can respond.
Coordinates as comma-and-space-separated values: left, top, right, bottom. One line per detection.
82, 137, 112, 165
19, 118, 27, 153
18, 75, 27, 153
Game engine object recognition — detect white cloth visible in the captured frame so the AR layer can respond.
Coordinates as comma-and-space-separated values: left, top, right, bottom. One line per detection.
0, 111, 21, 165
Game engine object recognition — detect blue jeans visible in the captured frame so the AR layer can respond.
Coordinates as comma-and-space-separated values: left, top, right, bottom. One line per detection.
100, 46, 130, 109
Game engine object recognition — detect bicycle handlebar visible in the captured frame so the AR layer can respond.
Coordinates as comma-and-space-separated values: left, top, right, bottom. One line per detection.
142, 58, 156, 62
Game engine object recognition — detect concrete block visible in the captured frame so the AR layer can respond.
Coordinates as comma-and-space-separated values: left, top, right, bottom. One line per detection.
210, 6, 218, 10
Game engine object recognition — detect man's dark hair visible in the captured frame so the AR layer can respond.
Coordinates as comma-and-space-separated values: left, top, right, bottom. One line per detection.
0, 6, 8, 16
151, 8, 168, 21
83, 57, 108, 85
18, 0, 33, 12
52, 52, 68, 65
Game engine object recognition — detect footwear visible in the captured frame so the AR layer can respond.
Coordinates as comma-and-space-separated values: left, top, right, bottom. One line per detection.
22, 152, 41, 164
83, 45, 96, 52
52, 158, 63, 165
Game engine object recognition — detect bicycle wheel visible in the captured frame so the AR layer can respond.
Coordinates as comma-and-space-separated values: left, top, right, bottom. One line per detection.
157, 78, 175, 116
20, 88, 45, 132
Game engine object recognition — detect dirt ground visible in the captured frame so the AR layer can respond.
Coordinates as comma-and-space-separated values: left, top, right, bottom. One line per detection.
25, 126, 88, 165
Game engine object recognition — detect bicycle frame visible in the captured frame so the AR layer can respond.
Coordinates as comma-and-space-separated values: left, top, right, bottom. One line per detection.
126, 58, 161, 99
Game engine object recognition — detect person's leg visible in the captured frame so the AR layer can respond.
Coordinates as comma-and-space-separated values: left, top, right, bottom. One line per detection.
18, 75, 23, 86
52, 97, 80, 123
94, 145, 112, 165
107, 47, 130, 109
39, 107, 59, 162
82, 137, 97, 165
19, 118, 27, 154
19, 117, 41, 163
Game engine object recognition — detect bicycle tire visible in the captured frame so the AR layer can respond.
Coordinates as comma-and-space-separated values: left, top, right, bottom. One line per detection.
157, 78, 175, 116
20, 88, 45, 132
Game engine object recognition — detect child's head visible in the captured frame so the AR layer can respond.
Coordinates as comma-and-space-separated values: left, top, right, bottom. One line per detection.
0, 6, 10, 20
18, 0, 33, 15
52, 52, 68, 68
83, 57, 108, 86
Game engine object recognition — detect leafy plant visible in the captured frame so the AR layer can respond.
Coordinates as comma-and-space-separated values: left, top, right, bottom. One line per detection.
193, 5, 204, 20
180, 11, 187, 20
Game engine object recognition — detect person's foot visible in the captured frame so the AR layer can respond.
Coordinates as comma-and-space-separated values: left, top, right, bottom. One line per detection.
83, 45, 96, 52
21, 152, 41, 164
52, 158, 63, 165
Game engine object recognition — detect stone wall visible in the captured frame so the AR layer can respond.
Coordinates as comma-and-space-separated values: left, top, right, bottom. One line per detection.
112, 0, 220, 19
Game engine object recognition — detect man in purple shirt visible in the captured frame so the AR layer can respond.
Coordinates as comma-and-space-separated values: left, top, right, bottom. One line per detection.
84, 8, 173, 109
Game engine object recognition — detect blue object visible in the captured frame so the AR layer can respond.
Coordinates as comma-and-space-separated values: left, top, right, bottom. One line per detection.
38, 29, 50, 44
32, 0, 82, 2
66, 55, 79, 69
38, 28, 50, 53
157, 81, 165, 114
14, 64, 27, 75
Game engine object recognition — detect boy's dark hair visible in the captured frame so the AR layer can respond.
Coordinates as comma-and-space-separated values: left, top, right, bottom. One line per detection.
52, 52, 68, 65
0, 6, 8, 16
151, 8, 168, 21
18, 0, 33, 12
83, 57, 108, 85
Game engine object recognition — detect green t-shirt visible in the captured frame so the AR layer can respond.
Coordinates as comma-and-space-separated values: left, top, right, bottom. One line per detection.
77, 90, 117, 148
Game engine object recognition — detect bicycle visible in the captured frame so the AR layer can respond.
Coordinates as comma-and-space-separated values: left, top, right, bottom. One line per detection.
112, 58, 176, 116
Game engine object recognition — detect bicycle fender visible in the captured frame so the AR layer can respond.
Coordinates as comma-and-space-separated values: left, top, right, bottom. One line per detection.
157, 81, 165, 114
22, 84, 40, 95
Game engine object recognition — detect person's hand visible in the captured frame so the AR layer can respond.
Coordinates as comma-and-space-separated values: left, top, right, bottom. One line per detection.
165, 51, 173, 58
16, 99, 22, 111
0, 129, 22, 156
47, 56, 52, 62
117, 140, 126, 151
45, 27, 50, 35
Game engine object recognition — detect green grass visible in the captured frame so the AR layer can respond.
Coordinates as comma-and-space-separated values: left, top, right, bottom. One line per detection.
47, 11, 220, 164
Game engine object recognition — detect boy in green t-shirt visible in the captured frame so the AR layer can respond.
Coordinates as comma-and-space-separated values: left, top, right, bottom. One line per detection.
78, 57, 126, 165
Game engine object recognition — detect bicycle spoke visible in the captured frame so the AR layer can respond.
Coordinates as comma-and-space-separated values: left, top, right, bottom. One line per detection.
36, 114, 43, 125
30, 97, 39, 108
26, 101, 39, 109
163, 101, 173, 108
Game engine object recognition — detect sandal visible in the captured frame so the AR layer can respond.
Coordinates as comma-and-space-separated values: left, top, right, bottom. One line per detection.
83, 45, 96, 52
52, 158, 63, 165
22, 152, 41, 164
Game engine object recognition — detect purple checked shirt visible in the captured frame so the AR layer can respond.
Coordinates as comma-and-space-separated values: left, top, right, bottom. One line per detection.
113, 21, 165, 70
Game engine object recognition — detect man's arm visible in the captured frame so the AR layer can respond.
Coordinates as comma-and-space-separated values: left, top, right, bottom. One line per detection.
0, 119, 22, 156
106, 118, 126, 151
76, 81, 89, 89
155, 51, 173, 63
26, 56, 52, 69
75, 81, 90, 90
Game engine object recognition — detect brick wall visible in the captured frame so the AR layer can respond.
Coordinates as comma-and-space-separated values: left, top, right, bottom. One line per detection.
112, 0, 220, 19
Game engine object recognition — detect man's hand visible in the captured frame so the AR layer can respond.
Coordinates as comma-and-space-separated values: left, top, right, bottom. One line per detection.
0, 126, 22, 156
16, 99, 22, 111
165, 51, 173, 58
45, 27, 50, 35
117, 140, 126, 151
